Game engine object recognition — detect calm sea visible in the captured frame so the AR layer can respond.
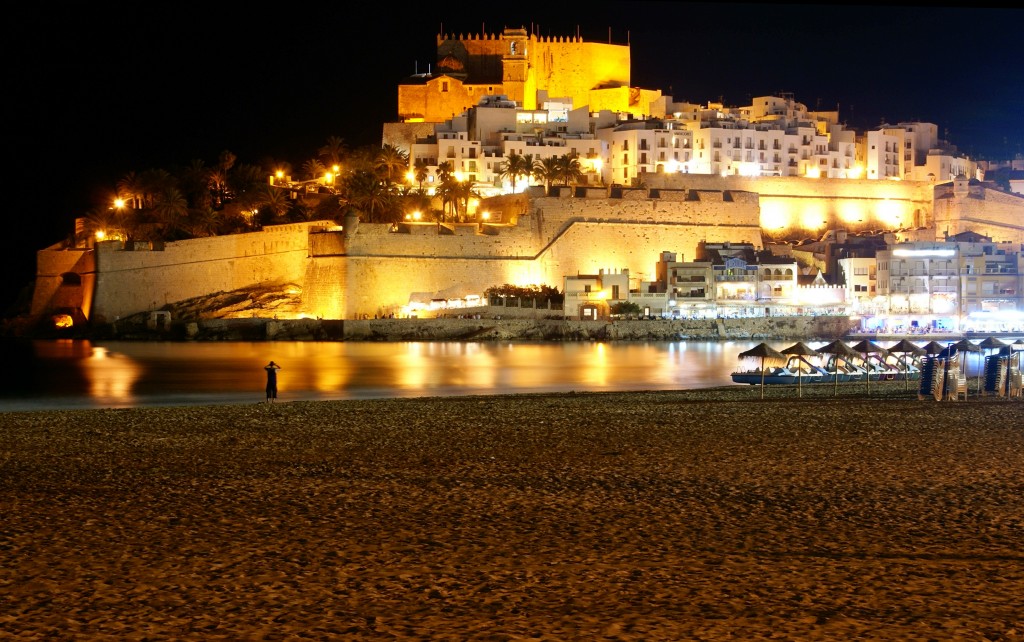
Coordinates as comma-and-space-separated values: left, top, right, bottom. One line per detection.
2, 337, 1015, 412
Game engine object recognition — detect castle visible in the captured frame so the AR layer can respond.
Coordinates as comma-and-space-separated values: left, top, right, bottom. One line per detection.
30, 28, 1024, 330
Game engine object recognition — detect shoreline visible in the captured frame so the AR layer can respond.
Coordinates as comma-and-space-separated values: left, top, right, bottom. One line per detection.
3, 387, 1022, 638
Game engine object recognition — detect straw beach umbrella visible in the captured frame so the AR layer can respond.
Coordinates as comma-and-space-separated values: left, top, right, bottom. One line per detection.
922, 340, 947, 356
781, 341, 820, 398
817, 339, 861, 396
888, 338, 926, 391
851, 339, 890, 395
737, 342, 785, 400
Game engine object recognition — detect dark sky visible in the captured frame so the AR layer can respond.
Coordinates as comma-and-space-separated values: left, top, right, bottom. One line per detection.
7, 1, 1022, 314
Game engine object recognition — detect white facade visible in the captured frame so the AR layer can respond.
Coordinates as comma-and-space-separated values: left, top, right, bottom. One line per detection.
401, 92, 977, 193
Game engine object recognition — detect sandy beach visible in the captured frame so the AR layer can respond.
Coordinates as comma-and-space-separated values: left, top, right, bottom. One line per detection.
1, 383, 1022, 640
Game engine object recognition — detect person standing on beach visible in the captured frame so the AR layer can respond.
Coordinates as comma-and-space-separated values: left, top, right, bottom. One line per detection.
264, 361, 281, 403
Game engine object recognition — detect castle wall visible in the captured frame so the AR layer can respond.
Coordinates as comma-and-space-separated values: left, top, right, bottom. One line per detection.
399, 34, 632, 123
30, 246, 96, 321
89, 223, 320, 322
932, 184, 1024, 244
298, 194, 763, 319
646, 174, 932, 238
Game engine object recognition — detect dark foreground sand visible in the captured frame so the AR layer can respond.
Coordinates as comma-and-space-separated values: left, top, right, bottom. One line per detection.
1, 383, 1022, 641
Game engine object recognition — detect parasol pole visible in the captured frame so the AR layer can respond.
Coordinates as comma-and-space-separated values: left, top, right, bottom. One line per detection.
760, 356, 766, 400
833, 355, 839, 397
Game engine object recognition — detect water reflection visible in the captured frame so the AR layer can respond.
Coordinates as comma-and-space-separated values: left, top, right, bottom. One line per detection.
5, 337, 1017, 412
2, 339, 758, 412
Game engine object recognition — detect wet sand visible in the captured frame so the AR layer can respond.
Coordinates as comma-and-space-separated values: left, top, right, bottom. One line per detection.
1, 383, 1022, 640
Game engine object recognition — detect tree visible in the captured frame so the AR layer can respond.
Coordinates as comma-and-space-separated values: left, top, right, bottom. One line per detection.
413, 158, 430, 193
609, 301, 641, 316
499, 152, 533, 193
150, 187, 189, 240
451, 180, 479, 222
302, 158, 326, 181
534, 157, 561, 194
434, 162, 457, 221
375, 144, 409, 186
556, 154, 583, 187
342, 169, 392, 223
319, 135, 348, 167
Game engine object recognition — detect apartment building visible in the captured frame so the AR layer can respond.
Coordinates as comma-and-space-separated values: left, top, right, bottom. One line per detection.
874, 233, 1023, 331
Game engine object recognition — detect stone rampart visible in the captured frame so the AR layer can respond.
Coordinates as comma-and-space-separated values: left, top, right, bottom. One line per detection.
90, 223, 321, 322
645, 174, 932, 237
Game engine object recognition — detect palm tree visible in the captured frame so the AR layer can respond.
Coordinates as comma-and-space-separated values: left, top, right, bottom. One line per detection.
413, 158, 430, 193
375, 144, 409, 186
254, 185, 291, 222
534, 157, 561, 194
150, 187, 189, 241
451, 180, 479, 222
434, 162, 457, 221
319, 135, 348, 166
556, 154, 583, 187
498, 152, 527, 193
302, 158, 326, 181
342, 169, 391, 222
117, 171, 145, 210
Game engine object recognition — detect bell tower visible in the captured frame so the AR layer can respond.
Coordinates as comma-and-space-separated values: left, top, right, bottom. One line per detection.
500, 28, 530, 108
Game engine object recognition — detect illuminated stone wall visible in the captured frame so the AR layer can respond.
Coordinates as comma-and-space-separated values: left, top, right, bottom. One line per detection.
87, 223, 322, 323
300, 192, 763, 319
30, 246, 96, 322
646, 174, 933, 238
932, 180, 1024, 244
397, 32, 632, 123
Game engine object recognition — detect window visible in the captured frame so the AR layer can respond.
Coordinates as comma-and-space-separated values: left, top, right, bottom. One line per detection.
441, 81, 448, 92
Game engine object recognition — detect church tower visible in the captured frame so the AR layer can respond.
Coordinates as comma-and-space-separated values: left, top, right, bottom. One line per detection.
500, 28, 531, 109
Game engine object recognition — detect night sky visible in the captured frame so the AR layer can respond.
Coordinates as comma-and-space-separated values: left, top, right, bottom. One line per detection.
7, 2, 1022, 314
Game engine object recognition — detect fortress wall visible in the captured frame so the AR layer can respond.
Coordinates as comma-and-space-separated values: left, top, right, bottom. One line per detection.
337, 256, 548, 319
534, 196, 762, 246
301, 259, 348, 320
934, 190, 1024, 244
90, 225, 315, 322
646, 174, 931, 237
542, 222, 763, 281
30, 247, 96, 318
535, 40, 631, 109
344, 224, 544, 258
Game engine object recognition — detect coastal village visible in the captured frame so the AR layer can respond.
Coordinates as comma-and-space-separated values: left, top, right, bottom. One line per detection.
23, 26, 1024, 339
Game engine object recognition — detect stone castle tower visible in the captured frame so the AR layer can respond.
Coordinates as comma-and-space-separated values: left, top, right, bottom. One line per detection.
397, 27, 635, 122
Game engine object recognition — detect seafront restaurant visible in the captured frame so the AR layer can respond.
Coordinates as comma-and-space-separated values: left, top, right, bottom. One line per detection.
854, 310, 1024, 336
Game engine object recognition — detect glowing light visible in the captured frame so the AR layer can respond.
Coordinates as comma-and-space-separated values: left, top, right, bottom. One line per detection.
113, 198, 125, 209
760, 200, 788, 231
95, 230, 106, 241
53, 314, 73, 328
892, 249, 955, 257
805, 166, 821, 179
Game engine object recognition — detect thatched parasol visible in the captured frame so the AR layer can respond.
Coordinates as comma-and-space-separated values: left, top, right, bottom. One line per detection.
737, 343, 785, 400
888, 339, 926, 391
817, 339, 861, 396
850, 339, 890, 395
781, 341, 820, 398
922, 340, 947, 356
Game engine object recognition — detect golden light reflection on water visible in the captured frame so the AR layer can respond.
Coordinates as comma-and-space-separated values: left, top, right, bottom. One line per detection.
83, 345, 143, 404
17, 339, 786, 410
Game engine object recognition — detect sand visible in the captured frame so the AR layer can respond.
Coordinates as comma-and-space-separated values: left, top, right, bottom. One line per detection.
1, 383, 1022, 640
